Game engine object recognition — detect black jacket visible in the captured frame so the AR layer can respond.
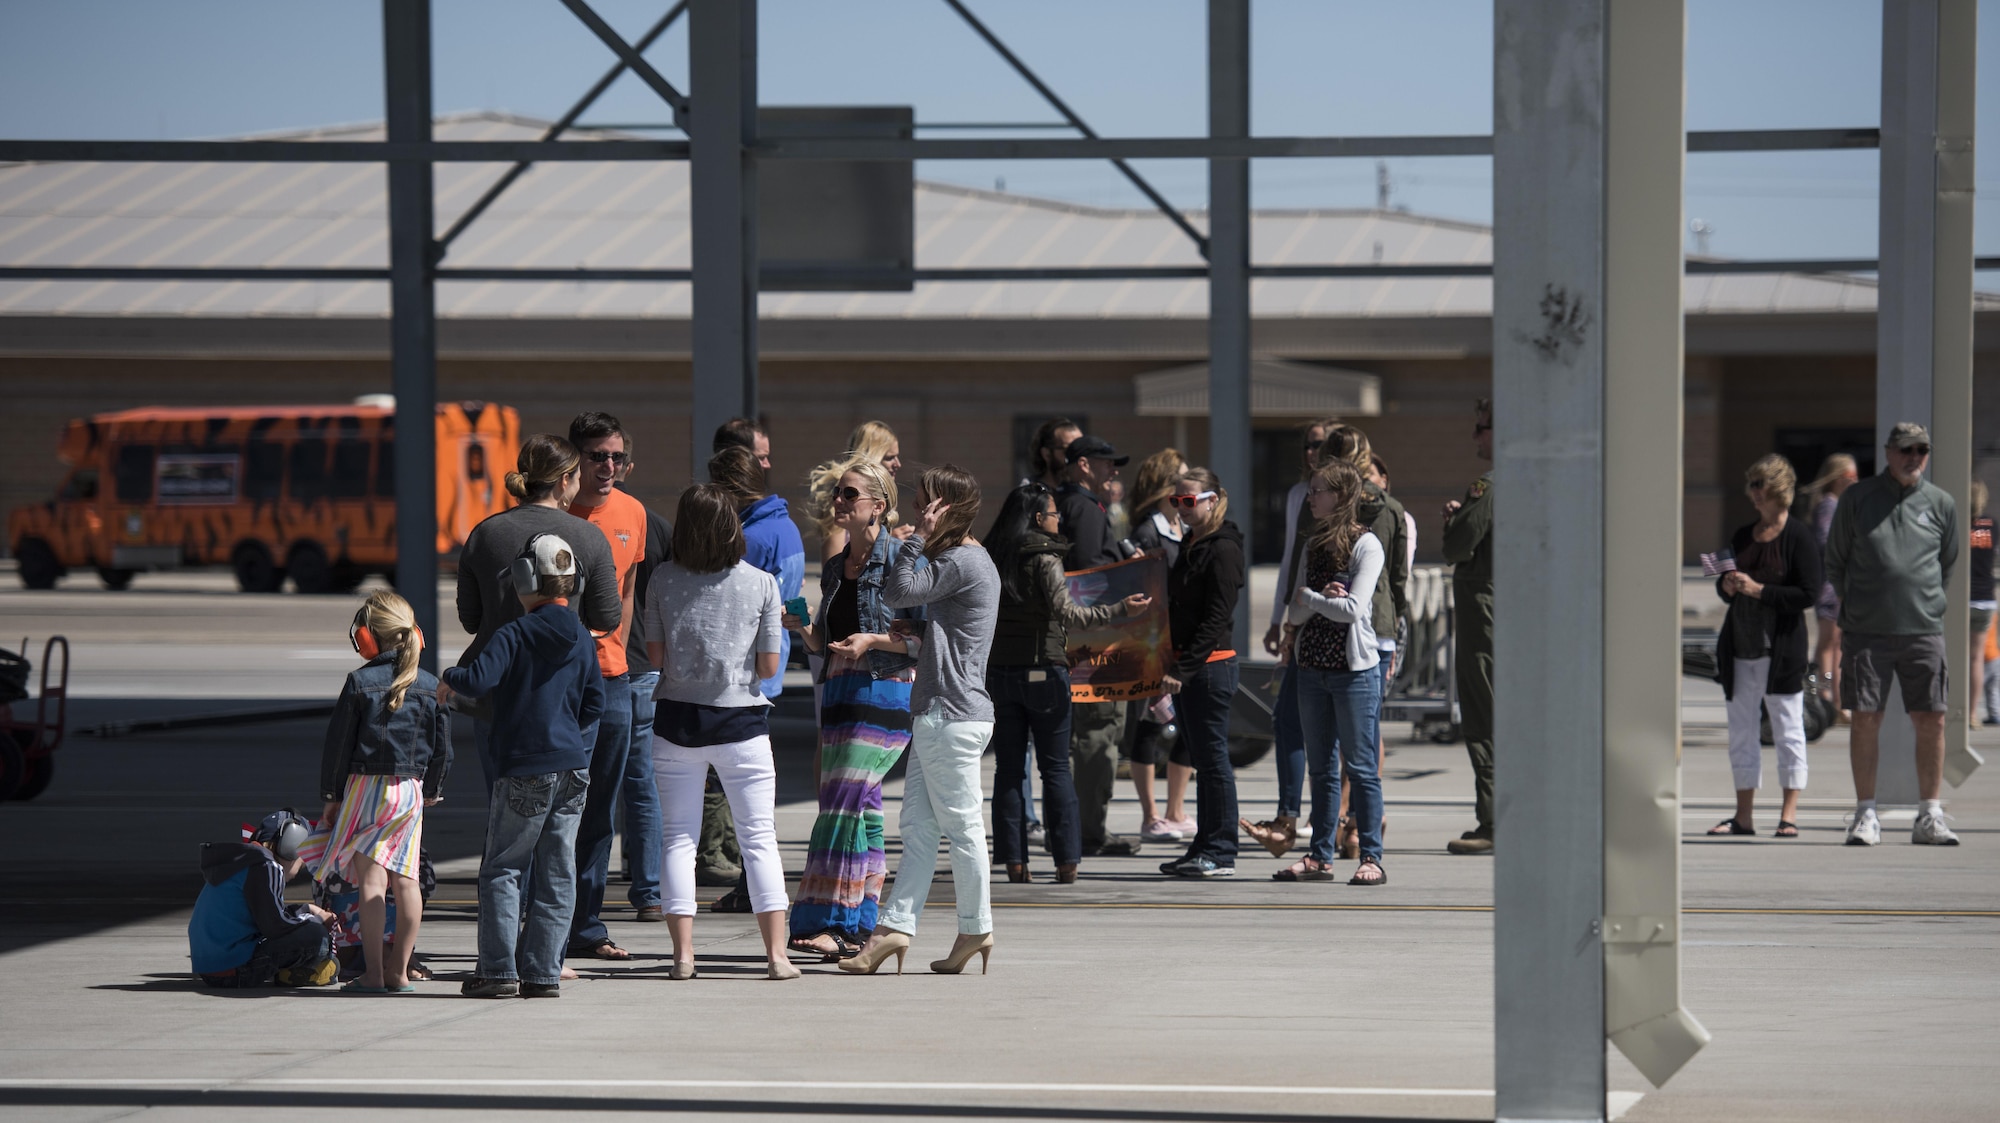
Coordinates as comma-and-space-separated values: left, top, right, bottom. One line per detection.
318, 652, 452, 803
1715, 515, 1822, 699
1056, 483, 1120, 571
1167, 520, 1246, 680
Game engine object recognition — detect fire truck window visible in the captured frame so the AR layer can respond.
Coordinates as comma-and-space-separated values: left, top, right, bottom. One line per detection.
60, 469, 99, 501
374, 441, 396, 498
245, 443, 284, 500
114, 445, 155, 503
331, 438, 371, 499
289, 438, 329, 502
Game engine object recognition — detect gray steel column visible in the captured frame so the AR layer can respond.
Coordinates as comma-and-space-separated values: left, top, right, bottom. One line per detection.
1877, 0, 1981, 799
1207, 0, 1252, 652
690, 0, 759, 481
385, 0, 438, 672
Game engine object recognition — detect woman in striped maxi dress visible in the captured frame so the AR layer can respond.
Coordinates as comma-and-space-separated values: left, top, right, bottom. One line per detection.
784, 458, 926, 959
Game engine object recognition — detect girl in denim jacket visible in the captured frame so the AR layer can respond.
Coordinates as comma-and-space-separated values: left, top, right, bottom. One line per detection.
314, 589, 451, 992
783, 457, 927, 960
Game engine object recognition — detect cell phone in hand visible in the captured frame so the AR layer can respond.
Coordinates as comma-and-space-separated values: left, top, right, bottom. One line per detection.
785, 596, 811, 627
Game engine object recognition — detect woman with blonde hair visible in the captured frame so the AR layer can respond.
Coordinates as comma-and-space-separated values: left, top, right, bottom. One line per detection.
1807, 453, 1859, 713
1709, 454, 1820, 838
1124, 448, 1197, 841
809, 421, 905, 560
844, 465, 1002, 975
784, 457, 927, 958
315, 588, 451, 991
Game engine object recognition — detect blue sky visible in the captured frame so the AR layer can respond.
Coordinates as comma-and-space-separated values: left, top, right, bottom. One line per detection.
1, 0, 1995, 264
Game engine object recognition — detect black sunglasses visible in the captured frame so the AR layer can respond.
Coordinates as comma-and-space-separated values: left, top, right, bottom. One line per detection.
585, 450, 630, 465
833, 485, 872, 502
1898, 444, 1932, 457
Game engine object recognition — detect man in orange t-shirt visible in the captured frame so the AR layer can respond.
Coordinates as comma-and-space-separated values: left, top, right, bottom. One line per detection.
563, 411, 648, 967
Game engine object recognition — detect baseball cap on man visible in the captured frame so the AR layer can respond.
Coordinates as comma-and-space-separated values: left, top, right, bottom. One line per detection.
1887, 422, 1931, 450
1064, 435, 1131, 466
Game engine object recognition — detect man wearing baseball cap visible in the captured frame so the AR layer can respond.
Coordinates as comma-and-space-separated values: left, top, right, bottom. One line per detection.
1056, 434, 1143, 857
1826, 422, 1960, 846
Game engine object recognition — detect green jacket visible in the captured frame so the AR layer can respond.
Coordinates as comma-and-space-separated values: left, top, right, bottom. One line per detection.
1359, 482, 1410, 639
1442, 471, 1494, 589
1826, 473, 1957, 636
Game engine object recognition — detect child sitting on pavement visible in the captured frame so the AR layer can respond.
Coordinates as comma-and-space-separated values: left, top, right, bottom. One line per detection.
439, 533, 605, 999
189, 808, 339, 988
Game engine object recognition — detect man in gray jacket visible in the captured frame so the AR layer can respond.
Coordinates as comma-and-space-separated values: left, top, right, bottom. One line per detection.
1826, 422, 1960, 846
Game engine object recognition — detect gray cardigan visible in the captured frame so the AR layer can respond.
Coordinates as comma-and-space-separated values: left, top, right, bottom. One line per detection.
885, 536, 1001, 723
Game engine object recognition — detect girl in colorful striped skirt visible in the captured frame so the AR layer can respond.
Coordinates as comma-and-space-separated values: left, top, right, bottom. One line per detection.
784, 458, 925, 959
315, 590, 452, 992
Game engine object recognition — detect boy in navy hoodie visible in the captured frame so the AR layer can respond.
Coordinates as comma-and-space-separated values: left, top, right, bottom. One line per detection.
189, 808, 338, 988
440, 533, 606, 998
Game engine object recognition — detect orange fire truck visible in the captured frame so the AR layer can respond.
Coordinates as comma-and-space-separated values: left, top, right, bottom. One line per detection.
8, 399, 519, 592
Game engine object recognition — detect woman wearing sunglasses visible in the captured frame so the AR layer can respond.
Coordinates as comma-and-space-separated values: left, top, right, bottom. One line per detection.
1278, 459, 1387, 885
985, 483, 1152, 885
1157, 468, 1247, 879
782, 458, 925, 960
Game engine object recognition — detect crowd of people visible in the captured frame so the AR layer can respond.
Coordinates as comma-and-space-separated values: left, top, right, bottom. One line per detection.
184, 402, 1975, 993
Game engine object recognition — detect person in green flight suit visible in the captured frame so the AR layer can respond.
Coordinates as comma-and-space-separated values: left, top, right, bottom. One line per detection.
1442, 399, 1495, 855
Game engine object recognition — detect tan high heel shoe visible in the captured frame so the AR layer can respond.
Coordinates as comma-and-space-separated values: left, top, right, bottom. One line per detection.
929, 932, 994, 975
837, 930, 910, 975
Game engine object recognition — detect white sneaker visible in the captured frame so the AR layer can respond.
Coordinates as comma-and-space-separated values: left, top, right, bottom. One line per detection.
1912, 809, 1961, 846
1845, 809, 1881, 847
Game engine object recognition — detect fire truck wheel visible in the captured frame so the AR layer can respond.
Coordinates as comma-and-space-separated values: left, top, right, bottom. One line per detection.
233, 543, 283, 594
16, 539, 60, 590
97, 567, 135, 591
12, 753, 51, 801
0, 736, 22, 801
288, 542, 333, 595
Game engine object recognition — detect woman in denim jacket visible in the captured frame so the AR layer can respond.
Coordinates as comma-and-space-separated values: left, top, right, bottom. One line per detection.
783, 458, 927, 959
314, 590, 451, 991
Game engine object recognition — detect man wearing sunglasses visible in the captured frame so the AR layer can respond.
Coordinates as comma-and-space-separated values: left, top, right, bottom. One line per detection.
1057, 434, 1143, 857
1826, 421, 1960, 846
1441, 399, 1495, 855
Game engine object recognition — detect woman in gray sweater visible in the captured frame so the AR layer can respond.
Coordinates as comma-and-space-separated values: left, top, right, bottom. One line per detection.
841, 465, 1003, 977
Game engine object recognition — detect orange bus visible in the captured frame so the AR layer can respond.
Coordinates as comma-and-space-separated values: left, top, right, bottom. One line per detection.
8, 399, 519, 593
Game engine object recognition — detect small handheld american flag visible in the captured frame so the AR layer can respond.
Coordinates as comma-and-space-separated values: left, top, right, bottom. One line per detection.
1700, 550, 1737, 577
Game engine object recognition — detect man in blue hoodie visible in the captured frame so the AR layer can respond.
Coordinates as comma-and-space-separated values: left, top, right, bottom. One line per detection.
441, 533, 606, 999
188, 808, 338, 988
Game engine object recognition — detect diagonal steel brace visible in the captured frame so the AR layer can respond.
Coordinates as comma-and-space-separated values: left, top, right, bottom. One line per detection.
561, 0, 691, 125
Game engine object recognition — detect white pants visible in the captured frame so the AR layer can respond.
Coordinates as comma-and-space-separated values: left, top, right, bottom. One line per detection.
879, 702, 995, 937
1726, 657, 1808, 792
653, 733, 789, 916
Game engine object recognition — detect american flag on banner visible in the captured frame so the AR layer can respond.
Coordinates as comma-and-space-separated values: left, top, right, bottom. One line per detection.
1700, 550, 1737, 576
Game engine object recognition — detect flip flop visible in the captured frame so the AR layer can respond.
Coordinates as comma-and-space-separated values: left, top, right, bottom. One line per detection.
386, 983, 417, 993
1706, 817, 1756, 836
340, 980, 388, 994
578, 939, 631, 961
1773, 820, 1800, 838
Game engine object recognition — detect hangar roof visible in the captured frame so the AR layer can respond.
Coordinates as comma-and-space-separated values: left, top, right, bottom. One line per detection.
2, 112, 1970, 324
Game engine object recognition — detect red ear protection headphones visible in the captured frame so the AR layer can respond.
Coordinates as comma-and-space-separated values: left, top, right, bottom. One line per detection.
350, 604, 425, 661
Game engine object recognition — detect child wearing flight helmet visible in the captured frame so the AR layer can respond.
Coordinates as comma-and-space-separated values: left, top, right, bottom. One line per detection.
189, 808, 338, 988
315, 589, 452, 993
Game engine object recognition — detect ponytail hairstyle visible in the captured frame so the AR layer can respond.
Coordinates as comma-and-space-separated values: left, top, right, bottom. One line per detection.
505, 434, 582, 503
1320, 424, 1374, 476
919, 464, 982, 560
357, 589, 424, 712
1178, 466, 1229, 538
707, 444, 769, 508
1306, 459, 1366, 571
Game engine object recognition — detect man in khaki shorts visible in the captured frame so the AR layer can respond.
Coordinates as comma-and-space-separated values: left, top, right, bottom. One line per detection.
1825, 422, 1960, 846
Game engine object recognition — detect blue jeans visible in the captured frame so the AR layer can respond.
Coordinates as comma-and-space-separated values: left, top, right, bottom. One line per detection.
478, 768, 590, 984
1273, 663, 1305, 817
989, 665, 1082, 866
1296, 664, 1384, 864
567, 673, 632, 951
1175, 658, 1240, 865
621, 671, 663, 910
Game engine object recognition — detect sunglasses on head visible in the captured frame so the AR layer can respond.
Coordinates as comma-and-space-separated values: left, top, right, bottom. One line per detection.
1168, 491, 1218, 509
585, 450, 630, 465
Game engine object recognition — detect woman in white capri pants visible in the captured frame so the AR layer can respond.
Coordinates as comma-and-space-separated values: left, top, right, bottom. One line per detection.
641, 483, 799, 980
1710, 455, 1823, 839
842, 464, 1002, 976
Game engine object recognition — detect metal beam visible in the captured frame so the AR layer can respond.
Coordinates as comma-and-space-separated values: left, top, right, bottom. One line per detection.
436, 1, 686, 254
939, 0, 1208, 255
688, 0, 758, 482
1877, 0, 1983, 799
0, 128, 1877, 166
558, 0, 690, 125
1207, 0, 1251, 653
384, 0, 439, 674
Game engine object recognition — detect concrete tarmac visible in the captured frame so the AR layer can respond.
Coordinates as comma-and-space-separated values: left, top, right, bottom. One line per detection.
1, 569, 1996, 1121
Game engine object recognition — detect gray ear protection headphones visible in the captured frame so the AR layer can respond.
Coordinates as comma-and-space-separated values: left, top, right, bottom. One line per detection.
509, 534, 585, 598
253, 808, 312, 863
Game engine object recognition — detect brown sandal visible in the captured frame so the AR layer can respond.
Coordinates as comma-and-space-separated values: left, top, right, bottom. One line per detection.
1348, 859, 1387, 886
1241, 815, 1298, 859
